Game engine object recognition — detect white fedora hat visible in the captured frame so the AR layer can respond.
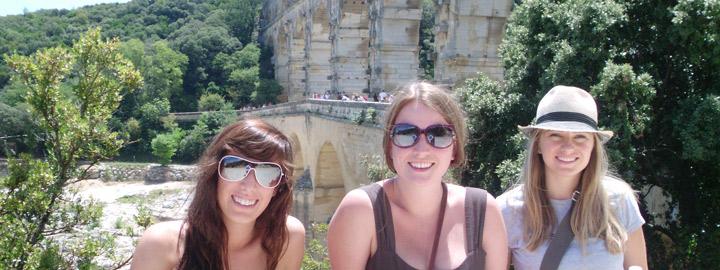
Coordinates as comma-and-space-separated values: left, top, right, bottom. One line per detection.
519, 85, 614, 142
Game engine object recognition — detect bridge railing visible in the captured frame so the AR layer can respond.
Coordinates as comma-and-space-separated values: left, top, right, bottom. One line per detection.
171, 99, 389, 127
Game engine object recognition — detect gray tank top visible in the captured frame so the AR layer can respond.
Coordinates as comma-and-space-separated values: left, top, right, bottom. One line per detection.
361, 183, 487, 270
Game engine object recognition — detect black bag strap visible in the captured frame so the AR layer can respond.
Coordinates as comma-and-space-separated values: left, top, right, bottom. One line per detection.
539, 191, 579, 270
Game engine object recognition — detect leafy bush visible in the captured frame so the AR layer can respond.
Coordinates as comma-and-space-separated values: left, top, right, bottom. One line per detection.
253, 78, 282, 105
151, 129, 184, 166
134, 204, 154, 230
176, 121, 211, 163
364, 107, 377, 124
301, 223, 330, 270
360, 154, 394, 183
198, 92, 232, 111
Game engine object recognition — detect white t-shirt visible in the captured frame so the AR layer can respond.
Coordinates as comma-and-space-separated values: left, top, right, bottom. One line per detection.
497, 177, 645, 270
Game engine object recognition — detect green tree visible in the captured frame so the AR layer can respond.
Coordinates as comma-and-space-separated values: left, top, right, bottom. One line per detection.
0, 80, 30, 107
253, 78, 282, 105
169, 19, 241, 111
198, 92, 233, 112
137, 98, 171, 143
227, 66, 259, 106
212, 43, 262, 106
418, 0, 436, 80
2, 27, 142, 269
217, 0, 262, 46
458, 0, 720, 268
176, 121, 211, 163
151, 128, 184, 166
176, 94, 235, 162
455, 74, 525, 194
0, 102, 37, 156
118, 39, 188, 114
143, 40, 189, 109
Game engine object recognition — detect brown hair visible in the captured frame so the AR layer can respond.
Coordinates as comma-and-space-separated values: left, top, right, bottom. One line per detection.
520, 130, 627, 253
382, 81, 468, 173
178, 118, 294, 270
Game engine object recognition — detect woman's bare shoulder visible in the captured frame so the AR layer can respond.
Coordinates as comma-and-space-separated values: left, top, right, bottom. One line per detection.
286, 215, 306, 236
142, 220, 185, 244
131, 220, 186, 270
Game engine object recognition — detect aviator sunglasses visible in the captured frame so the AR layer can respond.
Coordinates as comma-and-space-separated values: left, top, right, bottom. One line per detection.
390, 123, 455, 149
218, 155, 284, 188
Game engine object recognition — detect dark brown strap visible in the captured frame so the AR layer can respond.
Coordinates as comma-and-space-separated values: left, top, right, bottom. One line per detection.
465, 188, 487, 252
360, 184, 394, 248
428, 182, 448, 270
539, 198, 577, 270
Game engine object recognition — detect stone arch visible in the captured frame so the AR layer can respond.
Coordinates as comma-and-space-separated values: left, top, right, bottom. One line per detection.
312, 141, 345, 223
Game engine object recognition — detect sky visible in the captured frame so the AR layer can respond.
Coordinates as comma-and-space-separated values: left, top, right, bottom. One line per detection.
0, 0, 132, 17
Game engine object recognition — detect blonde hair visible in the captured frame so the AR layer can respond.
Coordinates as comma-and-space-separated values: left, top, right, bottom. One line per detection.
520, 130, 628, 253
382, 81, 468, 173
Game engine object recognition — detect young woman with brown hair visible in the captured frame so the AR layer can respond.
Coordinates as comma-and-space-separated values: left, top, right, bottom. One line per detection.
131, 119, 305, 270
327, 82, 508, 270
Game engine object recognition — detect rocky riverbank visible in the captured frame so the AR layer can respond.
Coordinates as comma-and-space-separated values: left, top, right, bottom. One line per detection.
69, 179, 195, 269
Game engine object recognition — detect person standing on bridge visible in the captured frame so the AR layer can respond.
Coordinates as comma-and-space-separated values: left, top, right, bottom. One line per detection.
327, 82, 508, 270
131, 119, 305, 270
496, 85, 648, 270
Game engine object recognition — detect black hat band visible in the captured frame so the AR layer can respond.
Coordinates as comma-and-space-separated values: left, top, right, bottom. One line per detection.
536, 111, 598, 130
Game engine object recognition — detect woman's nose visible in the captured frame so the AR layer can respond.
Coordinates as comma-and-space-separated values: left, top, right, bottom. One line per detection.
238, 170, 259, 187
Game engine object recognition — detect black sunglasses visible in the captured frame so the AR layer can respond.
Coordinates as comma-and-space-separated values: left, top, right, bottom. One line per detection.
218, 155, 284, 188
390, 123, 455, 149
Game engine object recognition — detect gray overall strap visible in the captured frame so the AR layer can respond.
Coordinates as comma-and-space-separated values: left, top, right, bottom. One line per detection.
539, 197, 577, 270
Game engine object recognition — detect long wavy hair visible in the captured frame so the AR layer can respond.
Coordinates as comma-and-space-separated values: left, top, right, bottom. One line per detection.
178, 119, 294, 270
520, 130, 627, 253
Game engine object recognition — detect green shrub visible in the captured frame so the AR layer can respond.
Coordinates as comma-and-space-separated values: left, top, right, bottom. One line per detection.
301, 223, 330, 270
198, 92, 232, 111
360, 154, 394, 183
151, 129, 184, 165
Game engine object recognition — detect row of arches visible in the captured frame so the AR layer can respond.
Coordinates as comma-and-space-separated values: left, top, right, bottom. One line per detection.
289, 133, 346, 224
262, 0, 418, 101
261, 0, 514, 102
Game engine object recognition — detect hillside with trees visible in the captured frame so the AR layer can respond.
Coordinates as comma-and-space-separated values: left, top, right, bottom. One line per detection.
0, 0, 281, 163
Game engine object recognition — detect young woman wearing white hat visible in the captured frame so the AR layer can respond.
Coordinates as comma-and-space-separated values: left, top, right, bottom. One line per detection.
497, 86, 648, 270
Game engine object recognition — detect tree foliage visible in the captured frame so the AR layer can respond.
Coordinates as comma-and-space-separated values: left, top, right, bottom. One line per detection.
151, 128, 184, 166
418, 0, 436, 80
2, 27, 142, 269
0, 0, 284, 163
458, 0, 720, 268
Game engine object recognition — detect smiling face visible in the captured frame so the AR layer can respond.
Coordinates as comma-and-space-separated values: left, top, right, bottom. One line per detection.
216, 152, 278, 226
537, 130, 595, 181
390, 101, 455, 185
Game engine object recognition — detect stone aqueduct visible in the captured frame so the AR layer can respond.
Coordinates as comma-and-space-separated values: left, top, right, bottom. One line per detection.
259, 0, 513, 101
